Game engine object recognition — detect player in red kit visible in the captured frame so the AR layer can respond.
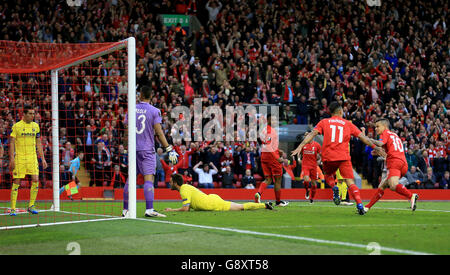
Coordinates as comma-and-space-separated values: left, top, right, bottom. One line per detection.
291, 102, 384, 215
298, 132, 321, 203
364, 118, 418, 212
255, 114, 289, 207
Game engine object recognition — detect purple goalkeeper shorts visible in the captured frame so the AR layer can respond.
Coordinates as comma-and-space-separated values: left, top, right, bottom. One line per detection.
136, 150, 156, 176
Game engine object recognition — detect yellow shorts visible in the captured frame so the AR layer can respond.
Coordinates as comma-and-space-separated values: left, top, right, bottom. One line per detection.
195, 194, 232, 211
13, 158, 39, 179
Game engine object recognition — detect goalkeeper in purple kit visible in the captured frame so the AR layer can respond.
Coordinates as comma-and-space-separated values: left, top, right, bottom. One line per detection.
122, 86, 178, 218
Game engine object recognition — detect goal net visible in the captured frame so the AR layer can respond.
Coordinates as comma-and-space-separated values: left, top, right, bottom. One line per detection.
0, 38, 137, 230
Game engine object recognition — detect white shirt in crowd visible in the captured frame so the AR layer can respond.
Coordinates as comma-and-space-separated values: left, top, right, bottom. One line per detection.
194, 168, 217, 184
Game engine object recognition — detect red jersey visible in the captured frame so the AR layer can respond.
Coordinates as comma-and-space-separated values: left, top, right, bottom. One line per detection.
301, 141, 321, 167
379, 129, 407, 164
314, 116, 361, 162
261, 125, 280, 161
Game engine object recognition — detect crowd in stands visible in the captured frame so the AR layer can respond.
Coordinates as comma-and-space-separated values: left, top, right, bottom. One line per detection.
0, 0, 448, 189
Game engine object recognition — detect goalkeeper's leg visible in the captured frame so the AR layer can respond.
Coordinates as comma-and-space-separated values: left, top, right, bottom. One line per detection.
143, 175, 155, 211
143, 174, 166, 217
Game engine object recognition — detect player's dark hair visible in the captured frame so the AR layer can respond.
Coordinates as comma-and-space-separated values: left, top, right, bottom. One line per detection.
23, 105, 34, 114
141, 86, 152, 100
266, 113, 278, 126
375, 118, 391, 128
329, 102, 342, 115
171, 173, 184, 187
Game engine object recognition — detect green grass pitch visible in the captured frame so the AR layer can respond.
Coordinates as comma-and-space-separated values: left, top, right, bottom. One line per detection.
0, 200, 449, 255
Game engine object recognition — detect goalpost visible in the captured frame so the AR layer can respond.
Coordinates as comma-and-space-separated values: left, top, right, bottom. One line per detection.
0, 38, 137, 229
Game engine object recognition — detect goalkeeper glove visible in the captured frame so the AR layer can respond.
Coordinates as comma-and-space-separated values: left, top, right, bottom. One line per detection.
165, 145, 179, 164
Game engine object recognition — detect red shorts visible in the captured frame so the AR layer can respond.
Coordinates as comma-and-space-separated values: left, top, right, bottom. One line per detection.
261, 159, 283, 178
301, 166, 318, 180
386, 160, 408, 179
323, 160, 354, 179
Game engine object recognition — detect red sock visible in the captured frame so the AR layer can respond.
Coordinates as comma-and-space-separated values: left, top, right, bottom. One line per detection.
366, 188, 384, 209
310, 183, 316, 199
395, 184, 412, 199
258, 182, 267, 195
348, 184, 362, 205
275, 189, 281, 202
325, 174, 335, 188
304, 180, 310, 191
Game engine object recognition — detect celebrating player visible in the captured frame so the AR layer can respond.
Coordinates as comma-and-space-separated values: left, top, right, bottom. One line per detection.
165, 174, 273, 212
122, 86, 178, 218
255, 114, 289, 207
9, 106, 48, 216
291, 102, 385, 215
364, 118, 418, 212
298, 132, 321, 204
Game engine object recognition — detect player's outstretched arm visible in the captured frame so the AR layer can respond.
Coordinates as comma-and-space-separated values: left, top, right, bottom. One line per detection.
165, 205, 190, 212
154, 123, 170, 148
369, 138, 384, 147
291, 130, 319, 157
357, 133, 386, 158
154, 123, 178, 163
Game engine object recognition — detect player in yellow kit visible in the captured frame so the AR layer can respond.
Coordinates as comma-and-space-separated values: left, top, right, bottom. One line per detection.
164, 174, 273, 212
336, 169, 353, 206
9, 106, 48, 216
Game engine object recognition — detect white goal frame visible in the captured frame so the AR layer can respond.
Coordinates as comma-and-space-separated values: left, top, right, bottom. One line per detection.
49, 37, 137, 219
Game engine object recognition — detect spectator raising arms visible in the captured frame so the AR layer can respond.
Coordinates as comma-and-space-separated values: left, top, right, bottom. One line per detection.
193, 161, 218, 189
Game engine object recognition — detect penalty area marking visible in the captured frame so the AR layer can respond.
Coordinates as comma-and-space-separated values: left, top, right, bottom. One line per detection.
0, 210, 124, 231
133, 217, 434, 255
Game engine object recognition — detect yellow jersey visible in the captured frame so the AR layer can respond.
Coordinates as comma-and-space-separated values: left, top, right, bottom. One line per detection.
10, 120, 40, 161
180, 184, 231, 211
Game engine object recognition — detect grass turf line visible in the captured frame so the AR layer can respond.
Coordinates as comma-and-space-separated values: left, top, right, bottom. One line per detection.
0, 201, 448, 255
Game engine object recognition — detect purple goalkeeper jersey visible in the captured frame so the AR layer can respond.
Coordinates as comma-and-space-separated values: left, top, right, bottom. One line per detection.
135, 102, 162, 152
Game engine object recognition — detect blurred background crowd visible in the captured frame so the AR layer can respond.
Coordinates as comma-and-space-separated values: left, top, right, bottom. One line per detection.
0, 0, 448, 190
